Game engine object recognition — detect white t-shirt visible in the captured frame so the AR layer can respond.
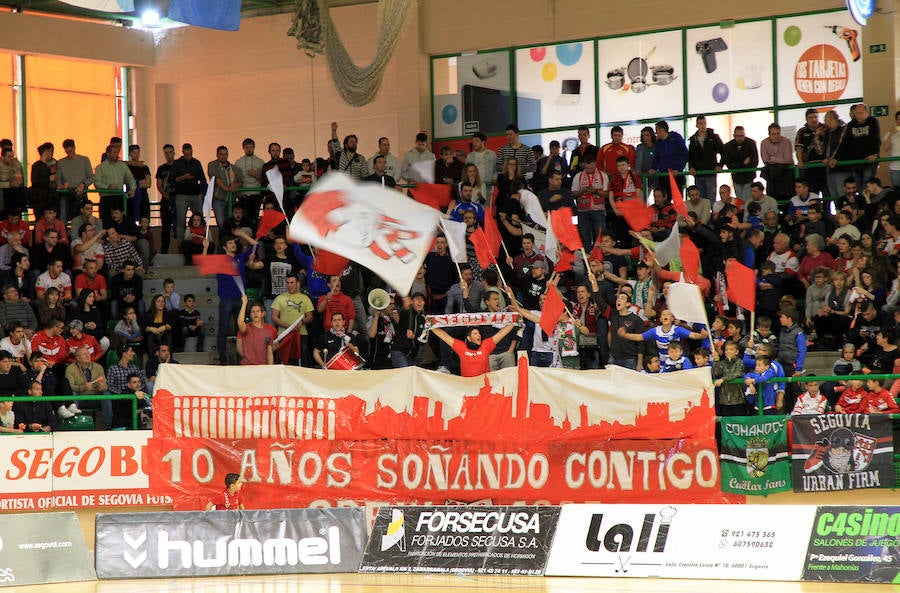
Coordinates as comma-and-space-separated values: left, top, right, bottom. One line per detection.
0, 336, 31, 362
767, 249, 800, 274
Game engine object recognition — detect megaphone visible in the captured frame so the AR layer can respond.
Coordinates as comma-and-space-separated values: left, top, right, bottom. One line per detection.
368, 288, 391, 311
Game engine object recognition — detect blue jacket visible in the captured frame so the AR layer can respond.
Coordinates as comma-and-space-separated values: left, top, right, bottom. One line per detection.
652, 131, 689, 172
744, 365, 778, 409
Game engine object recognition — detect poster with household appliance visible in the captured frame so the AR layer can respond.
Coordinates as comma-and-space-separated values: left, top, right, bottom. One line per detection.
686, 21, 774, 114
515, 42, 596, 130
776, 11, 863, 106
597, 30, 684, 124
434, 50, 512, 139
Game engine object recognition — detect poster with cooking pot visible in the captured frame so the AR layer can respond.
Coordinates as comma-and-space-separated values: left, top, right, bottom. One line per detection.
433, 50, 512, 139
597, 30, 683, 123
685, 21, 774, 114
776, 10, 863, 107
515, 42, 596, 130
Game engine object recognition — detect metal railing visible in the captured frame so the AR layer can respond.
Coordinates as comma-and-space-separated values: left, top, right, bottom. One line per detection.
0, 394, 140, 430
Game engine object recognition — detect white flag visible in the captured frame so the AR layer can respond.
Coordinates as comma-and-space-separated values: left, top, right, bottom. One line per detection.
410, 160, 435, 184
667, 282, 708, 325
653, 224, 681, 268
543, 220, 558, 263
519, 189, 548, 227
288, 173, 441, 296
201, 175, 215, 240
266, 167, 285, 213
440, 219, 468, 264
59, 0, 134, 12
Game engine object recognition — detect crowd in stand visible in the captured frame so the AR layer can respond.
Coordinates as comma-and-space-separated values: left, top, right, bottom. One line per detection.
0, 103, 899, 431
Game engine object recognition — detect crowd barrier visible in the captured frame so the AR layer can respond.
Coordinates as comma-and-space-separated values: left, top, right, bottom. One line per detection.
0, 393, 140, 430
3, 503, 897, 586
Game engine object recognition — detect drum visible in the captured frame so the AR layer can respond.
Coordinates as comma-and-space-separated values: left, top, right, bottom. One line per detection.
326, 346, 365, 370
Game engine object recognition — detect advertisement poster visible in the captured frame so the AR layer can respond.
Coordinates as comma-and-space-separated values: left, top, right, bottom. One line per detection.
359, 506, 559, 575
515, 42, 596, 130
0, 431, 168, 510
434, 50, 512, 138
803, 506, 900, 583
95, 508, 366, 579
686, 21, 774, 114
0, 512, 94, 586
719, 415, 792, 495
776, 11, 864, 106
597, 31, 684, 123
545, 504, 816, 580
147, 364, 733, 509
791, 414, 894, 493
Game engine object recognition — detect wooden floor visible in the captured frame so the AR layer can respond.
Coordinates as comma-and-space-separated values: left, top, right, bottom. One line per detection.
11, 573, 897, 593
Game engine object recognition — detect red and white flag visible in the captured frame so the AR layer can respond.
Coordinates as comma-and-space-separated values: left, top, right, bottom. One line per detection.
288, 173, 440, 296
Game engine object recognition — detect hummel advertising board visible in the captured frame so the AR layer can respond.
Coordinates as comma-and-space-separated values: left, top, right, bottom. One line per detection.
545, 504, 815, 580
359, 506, 559, 575
95, 508, 366, 579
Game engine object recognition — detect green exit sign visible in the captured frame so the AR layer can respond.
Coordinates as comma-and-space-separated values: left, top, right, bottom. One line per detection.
871, 105, 890, 117
869, 43, 887, 53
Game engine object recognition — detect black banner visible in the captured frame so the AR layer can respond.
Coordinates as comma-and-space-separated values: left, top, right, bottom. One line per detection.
803, 506, 900, 583
95, 508, 366, 579
359, 506, 559, 575
791, 414, 894, 493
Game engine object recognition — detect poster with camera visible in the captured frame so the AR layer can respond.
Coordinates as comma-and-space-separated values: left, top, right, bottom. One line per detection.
791, 414, 894, 493
597, 30, 683, 123
685, 21, 774, 114
359, 506, 560, 575
803, 506, 900, 583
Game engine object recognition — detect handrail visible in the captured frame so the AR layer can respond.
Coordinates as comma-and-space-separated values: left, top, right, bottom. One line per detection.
0, 394, 139, 430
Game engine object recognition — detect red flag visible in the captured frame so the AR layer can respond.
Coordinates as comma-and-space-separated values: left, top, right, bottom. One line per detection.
540, 285, 566, 336
255, 209, 287, 239
194, 254, 238, 276
616, 199, 655, 232
410, 183, 452, 210
555, 248, 575, 273
468, 227, 496, 269
314, 249, 350, 276
483, 206, 503, 258
668, 170, 688, 218
549, 207, 583, 252
491, 184, 499, 205
680, 237, 700, 284
726, 259, 757, 312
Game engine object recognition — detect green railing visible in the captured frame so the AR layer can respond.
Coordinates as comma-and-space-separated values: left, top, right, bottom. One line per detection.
0, 394, 140, 430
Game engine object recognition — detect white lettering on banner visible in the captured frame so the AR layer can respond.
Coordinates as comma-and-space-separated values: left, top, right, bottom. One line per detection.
564, 450, 718, 491
809, 414, 870, 434
414, 511, 541, 534
157, 526, 341, 569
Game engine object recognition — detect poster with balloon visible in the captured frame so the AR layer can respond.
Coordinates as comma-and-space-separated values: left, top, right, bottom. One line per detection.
433, 50, 513, 139
515, 42, 596, 130
685, 21, 774, 114
776, 11, 863, 106
597, 30, 684, 123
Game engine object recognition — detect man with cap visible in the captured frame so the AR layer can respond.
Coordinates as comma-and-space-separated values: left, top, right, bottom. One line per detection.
65, 320, 103, 363
389, 292, 427, 368
431, 321, 517, 377
520, 259, 548, 310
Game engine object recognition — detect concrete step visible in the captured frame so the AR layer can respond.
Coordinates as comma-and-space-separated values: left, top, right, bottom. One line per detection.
150, 254, 186, 267
174, 351, 215, 365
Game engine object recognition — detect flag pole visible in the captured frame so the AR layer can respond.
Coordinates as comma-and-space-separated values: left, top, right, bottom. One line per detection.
579, 247, 591, 273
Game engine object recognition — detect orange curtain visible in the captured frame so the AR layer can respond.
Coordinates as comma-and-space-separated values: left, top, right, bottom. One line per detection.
0, 53, 14, 147
24, 55, 120, 173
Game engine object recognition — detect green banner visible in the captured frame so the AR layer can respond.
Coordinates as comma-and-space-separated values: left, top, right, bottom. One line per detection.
720, 416, 792, 495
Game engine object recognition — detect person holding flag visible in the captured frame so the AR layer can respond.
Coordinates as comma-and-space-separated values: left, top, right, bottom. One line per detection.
507, 280, 584, 369
430, 318, 518, 377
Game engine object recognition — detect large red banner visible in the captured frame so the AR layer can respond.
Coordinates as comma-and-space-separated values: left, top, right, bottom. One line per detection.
147, 362, 740, 509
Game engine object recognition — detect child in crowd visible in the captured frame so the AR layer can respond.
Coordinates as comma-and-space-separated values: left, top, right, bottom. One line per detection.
745, 200, 763, 231
642, 355, 660, 374
708, 316, 728, 359
181, 213, 207, 265
805, 267, 831, 342
661, 340, 693, 373
751, 316, 778, 350
791, 377, 828, 415
114, 306, 144, 347
756, 262, 782, 322
865, 378, 900, 414
618, 309, 705, 363
712, 341, 746, 416
834, 374, 868, 414
692, 346, 711, 369
833, 343, 861, 376
744, 355, 780, 414
162, 278, 181, 312
178, 294, 205, 352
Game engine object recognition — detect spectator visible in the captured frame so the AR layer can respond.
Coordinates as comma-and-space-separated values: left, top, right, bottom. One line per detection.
93, 143, 136, 221
599, 125, 636, 178
155, 144, 176, 255
792, 377, 828, 414
146, 342, 176, 394
845, 104, 881, 187
760, 123, 795, 200
56, 139, 94, 222
109, 260, 144, 320
649, 120, 688, 193
64, 345, 110, 429
114, 305, 144, 348
496, 124, 536, 176
687, 115, 724, 200
171, 143, 206, 244
719, 126, 759, 200
14, 380, 56, 432
72, 290, 110, 353
177, 294, 204, 352
143, 293, 175, 354
0, 285, 37, 334
236, 295, 277, 365
634, 126, 656, 195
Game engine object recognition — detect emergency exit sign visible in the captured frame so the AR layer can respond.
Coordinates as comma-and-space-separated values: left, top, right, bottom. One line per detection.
869, 43, 887, 54
871, 105, 890, 117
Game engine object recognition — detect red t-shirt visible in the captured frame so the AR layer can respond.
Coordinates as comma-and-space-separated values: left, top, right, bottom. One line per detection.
31, 331, 68, 366
866, 389, 900, 413
318, 293, 355, 331
239, 323, 277, 365
452, 337, 496, 377
208, 488, 244, 510
66, 335, 103, 362
74, 273, 108, 296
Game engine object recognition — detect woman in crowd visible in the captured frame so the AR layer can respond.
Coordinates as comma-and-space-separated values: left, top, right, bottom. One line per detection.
143, 294, 175, 353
